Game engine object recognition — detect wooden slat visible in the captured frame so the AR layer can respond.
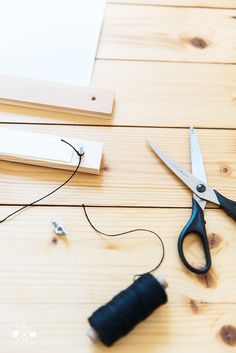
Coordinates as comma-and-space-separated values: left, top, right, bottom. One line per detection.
108, 0, 236, 9
0, 206, 235, 305
97, 4, 236, 63
0, 75, 114, 118
0, 125, 234, 207
0, 61, 236, 128
1, 303, 235, 352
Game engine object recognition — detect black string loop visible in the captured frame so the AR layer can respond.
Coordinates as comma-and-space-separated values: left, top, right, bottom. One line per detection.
82, 204, 165, 277
0, 139, 83, 223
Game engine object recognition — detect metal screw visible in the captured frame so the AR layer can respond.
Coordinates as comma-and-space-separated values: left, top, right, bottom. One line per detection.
51, 220, 67, 236
196, 184, 206, 193
78, 145, 85, 156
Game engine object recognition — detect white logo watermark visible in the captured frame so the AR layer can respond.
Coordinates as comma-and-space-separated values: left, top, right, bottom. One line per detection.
11, 323, 37, 346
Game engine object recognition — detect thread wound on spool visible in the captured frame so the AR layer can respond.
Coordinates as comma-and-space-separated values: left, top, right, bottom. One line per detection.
88, 273, 168, 346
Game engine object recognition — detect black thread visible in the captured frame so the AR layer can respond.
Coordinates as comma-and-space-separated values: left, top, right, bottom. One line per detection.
0, 140, 165, 277
88, 273, 168, 347
82, 204, 165, 277
0, 139, 84, 223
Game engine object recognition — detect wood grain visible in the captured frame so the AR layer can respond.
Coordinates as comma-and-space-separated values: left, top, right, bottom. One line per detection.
0, 206, 235, 304
1, 60, 236, 128
0, 125, 234, 207
0, 206, 235, 351
1, 303, 236, 353
108, 0, 236, 9
98, 4, 236, 63
0, 302, 236, 353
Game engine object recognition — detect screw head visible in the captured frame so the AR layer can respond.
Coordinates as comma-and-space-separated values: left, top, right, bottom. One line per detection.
196, 184, 206, 193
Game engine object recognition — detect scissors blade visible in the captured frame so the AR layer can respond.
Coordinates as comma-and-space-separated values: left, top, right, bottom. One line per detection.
190, 127, 207, 210
146, 139, 219, 205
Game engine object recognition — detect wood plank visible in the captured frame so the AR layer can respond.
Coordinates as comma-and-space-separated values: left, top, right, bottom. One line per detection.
0, 206, 235, 305
97, 4, 236, 63
0, 303, 235, 352
1, 61, 236, 128
0, 125, 234, 207
0, 75, 114, 118
108, 0, 236, 9
0, 206, 235, 352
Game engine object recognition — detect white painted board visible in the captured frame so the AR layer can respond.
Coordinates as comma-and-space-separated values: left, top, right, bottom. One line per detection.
0, 128, 104, 174
0, 0, 107, 86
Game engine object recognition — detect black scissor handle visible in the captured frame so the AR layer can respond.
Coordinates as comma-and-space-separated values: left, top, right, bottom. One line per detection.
214, 190, 236, 222
178, 198, 211, 275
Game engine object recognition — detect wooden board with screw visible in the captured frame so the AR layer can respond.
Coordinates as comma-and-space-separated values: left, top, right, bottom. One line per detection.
0, 127, 104, 174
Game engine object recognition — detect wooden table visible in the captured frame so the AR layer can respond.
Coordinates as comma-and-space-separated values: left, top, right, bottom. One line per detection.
0, 1, 236, 352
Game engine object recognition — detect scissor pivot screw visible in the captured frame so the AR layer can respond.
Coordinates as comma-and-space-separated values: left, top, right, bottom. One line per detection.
196, 184, 206, 193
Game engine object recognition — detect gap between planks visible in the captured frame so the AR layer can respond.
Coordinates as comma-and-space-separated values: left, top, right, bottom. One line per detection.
95, 57, 236, 65
107, 0, 236, 10
108, 2, 236, 10
0, 204, 220, 209
0, 122, 235, 131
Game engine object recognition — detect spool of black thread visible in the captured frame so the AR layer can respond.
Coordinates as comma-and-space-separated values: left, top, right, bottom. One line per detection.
87, 273, 168, 347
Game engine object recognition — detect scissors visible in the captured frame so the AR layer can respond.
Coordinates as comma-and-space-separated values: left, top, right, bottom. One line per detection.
146, 127, 236, 275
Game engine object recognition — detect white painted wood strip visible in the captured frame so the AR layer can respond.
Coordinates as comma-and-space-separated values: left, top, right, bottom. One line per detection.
0, 127, 104, 174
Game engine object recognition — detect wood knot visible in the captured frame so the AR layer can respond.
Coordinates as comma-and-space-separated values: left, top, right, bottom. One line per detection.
220, 165, 231, 176
189, 299, 199, 314
103, 164, 110, 172
51, 236, 58, 245
219, 325, 236, 346
105, 242, 119, 251
190, 37, 208, 49
208, 233, 222, 250
198, 269, 217, 288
